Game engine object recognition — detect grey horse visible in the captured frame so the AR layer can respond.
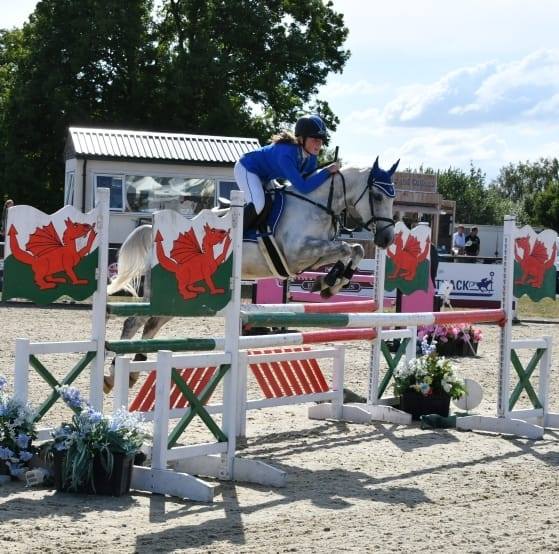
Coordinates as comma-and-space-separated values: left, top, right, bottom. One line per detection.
103, 158, 397, 391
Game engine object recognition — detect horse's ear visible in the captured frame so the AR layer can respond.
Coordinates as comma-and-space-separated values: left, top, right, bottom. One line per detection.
389, 159, 400, 175
373, 156, 379, 170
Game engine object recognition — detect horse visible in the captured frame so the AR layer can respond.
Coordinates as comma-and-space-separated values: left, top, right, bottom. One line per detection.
103, 157, 397, 392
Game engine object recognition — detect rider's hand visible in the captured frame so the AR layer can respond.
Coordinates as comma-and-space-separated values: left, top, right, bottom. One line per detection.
326, 162, 340, 174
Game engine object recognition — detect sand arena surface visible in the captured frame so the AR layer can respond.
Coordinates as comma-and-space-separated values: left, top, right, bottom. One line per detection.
1, 304, 558, 553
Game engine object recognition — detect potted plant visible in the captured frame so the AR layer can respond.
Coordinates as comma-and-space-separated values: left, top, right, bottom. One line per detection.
50, 385, 147, 496
0, 374, 38, 480
417, 323, 483, 357
394, 339, 467, 420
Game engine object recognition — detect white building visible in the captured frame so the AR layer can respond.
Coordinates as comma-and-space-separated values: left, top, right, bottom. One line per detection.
64, 127, 259, 246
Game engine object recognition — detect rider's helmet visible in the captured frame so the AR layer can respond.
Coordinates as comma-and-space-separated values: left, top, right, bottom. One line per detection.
294, 114, 328, 142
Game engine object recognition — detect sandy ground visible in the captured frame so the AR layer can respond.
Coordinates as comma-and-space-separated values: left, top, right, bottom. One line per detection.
1, 303, 558, 554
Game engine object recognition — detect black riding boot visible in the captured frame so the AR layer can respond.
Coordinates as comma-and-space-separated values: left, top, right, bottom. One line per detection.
243, 202, 259, 230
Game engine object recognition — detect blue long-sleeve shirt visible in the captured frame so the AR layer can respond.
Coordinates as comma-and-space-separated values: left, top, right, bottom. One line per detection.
239, 143, 331, 193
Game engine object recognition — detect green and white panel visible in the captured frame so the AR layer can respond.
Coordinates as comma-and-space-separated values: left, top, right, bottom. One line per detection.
513, 225, 557, 302
150, 209, 234, 316
2, 204, 99, 304
385, 221, 431, 294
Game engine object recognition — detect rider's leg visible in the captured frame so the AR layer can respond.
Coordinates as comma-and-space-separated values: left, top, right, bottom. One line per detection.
234, 161, 265, 229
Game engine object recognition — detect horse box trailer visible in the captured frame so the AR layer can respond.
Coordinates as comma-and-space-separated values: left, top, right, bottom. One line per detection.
64, 127, 260, 248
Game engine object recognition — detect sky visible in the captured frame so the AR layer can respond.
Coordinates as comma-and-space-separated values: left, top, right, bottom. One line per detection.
2, 0, 559, 181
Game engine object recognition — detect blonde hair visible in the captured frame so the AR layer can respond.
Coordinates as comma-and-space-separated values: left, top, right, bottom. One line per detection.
270, 130, 298, 145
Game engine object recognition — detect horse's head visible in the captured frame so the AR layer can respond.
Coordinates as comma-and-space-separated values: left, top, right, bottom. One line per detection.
343, 156, 397, 248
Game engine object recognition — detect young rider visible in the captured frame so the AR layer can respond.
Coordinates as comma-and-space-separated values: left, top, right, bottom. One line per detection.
234, 114, 339, 229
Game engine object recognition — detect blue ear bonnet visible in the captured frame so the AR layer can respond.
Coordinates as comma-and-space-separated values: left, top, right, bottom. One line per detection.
367, 166, 396, 198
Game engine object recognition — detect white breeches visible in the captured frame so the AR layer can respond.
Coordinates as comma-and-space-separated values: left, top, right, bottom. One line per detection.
234, 161, 265, 214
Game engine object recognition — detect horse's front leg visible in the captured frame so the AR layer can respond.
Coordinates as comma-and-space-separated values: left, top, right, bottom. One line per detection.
294, 239, 364, 298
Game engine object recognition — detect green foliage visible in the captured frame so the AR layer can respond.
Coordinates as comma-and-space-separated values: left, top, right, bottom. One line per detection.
436, 164, 507, 224
532, 181, 559, 232
51, 386, 147, 492
488, 158, 559, 226
0, 375, 38, 478
393, 342, 466, 400
0, 0, 348, 211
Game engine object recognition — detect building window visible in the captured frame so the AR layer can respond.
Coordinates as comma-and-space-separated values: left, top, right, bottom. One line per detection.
96, 175, 124, 211
64, 171, 75, 206
125, 176, 216, 216
217, 181, 239, 206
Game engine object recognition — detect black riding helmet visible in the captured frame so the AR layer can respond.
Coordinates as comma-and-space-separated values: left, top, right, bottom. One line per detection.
294, 114, 329, 142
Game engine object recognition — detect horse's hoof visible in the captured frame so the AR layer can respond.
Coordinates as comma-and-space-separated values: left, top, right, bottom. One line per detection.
129, 373, 140, 387
320, 288, 333, 298
103, 376, 114, 394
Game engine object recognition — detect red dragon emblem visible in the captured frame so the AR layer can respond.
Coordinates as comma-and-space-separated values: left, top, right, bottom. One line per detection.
155, 223, 232, 300
387, 231, 430, 281
515, 235, 557, 288
8, 219, 97, 290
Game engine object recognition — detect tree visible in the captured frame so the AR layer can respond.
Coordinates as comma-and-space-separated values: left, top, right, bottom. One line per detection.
490, 157, 559, 202
532, 181, 559, 232
0, 0, 349, 211
1, 0, 157, 211
436, 164, 506, 224
152, 0, 348, 138
488, 157, 559, 226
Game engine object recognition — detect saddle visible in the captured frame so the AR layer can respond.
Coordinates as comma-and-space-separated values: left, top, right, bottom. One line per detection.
243, 189, 294, 278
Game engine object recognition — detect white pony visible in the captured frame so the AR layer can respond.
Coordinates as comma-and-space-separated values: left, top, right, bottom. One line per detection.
103, 157, 397, 391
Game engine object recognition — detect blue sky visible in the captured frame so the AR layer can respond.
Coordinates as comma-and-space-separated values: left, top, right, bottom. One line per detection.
3, 0, 559, 181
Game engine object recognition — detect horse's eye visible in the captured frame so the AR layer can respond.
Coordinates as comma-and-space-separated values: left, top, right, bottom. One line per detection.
373, 192, 384, 203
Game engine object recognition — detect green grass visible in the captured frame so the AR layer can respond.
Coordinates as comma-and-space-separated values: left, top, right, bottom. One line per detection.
517, 296, 559, 319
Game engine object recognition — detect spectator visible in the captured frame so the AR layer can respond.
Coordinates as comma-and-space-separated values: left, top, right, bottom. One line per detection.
452, 225, 466, 255
465, 227, 480, 260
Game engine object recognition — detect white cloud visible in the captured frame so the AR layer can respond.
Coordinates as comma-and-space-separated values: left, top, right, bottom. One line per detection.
321, 79, 386, 98
380, 50, 559, 128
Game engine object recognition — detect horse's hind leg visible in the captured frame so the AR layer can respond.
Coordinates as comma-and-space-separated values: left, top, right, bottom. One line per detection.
104, 315, 149, 393
128, 316, 173, 386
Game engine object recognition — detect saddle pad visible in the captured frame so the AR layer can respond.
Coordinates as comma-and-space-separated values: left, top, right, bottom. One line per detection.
243, 190, 286, 242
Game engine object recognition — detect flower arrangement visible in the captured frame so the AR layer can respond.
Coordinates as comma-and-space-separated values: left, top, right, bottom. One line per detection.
0, 374, 37, 478
417, 323, 483, 346
393, 339, 467, 400
51, 385, 147, 493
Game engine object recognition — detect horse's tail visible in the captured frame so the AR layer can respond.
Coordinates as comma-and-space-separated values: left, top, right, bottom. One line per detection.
107, 225, 153, 297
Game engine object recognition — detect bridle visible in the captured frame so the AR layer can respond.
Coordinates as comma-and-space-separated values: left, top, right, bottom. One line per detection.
352, 177, 396, 235
282, 170, 395, 238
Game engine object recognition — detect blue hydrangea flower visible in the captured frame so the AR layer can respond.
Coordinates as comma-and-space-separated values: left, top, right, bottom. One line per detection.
15, 433, 31, 449
0, 446, 14, 460
18, 450, 33, 462
56, 385, 85, 410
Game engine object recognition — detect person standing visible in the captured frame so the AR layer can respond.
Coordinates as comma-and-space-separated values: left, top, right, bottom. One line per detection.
452, 225, 466, 255
465, 227, 480, 260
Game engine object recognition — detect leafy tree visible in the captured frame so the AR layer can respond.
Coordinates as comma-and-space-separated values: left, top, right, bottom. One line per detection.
0, 28, 27, 203
488, 157, 559, 226
490, 157, 559, 202
1, 0, 157, 211
436, 164, 506, 224
152, 0, 348, 139
0, 0, 348, 212
532, 181, 559, 232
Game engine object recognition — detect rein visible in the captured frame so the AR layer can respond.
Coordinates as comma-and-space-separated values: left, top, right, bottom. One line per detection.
282, 171, 395, 239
